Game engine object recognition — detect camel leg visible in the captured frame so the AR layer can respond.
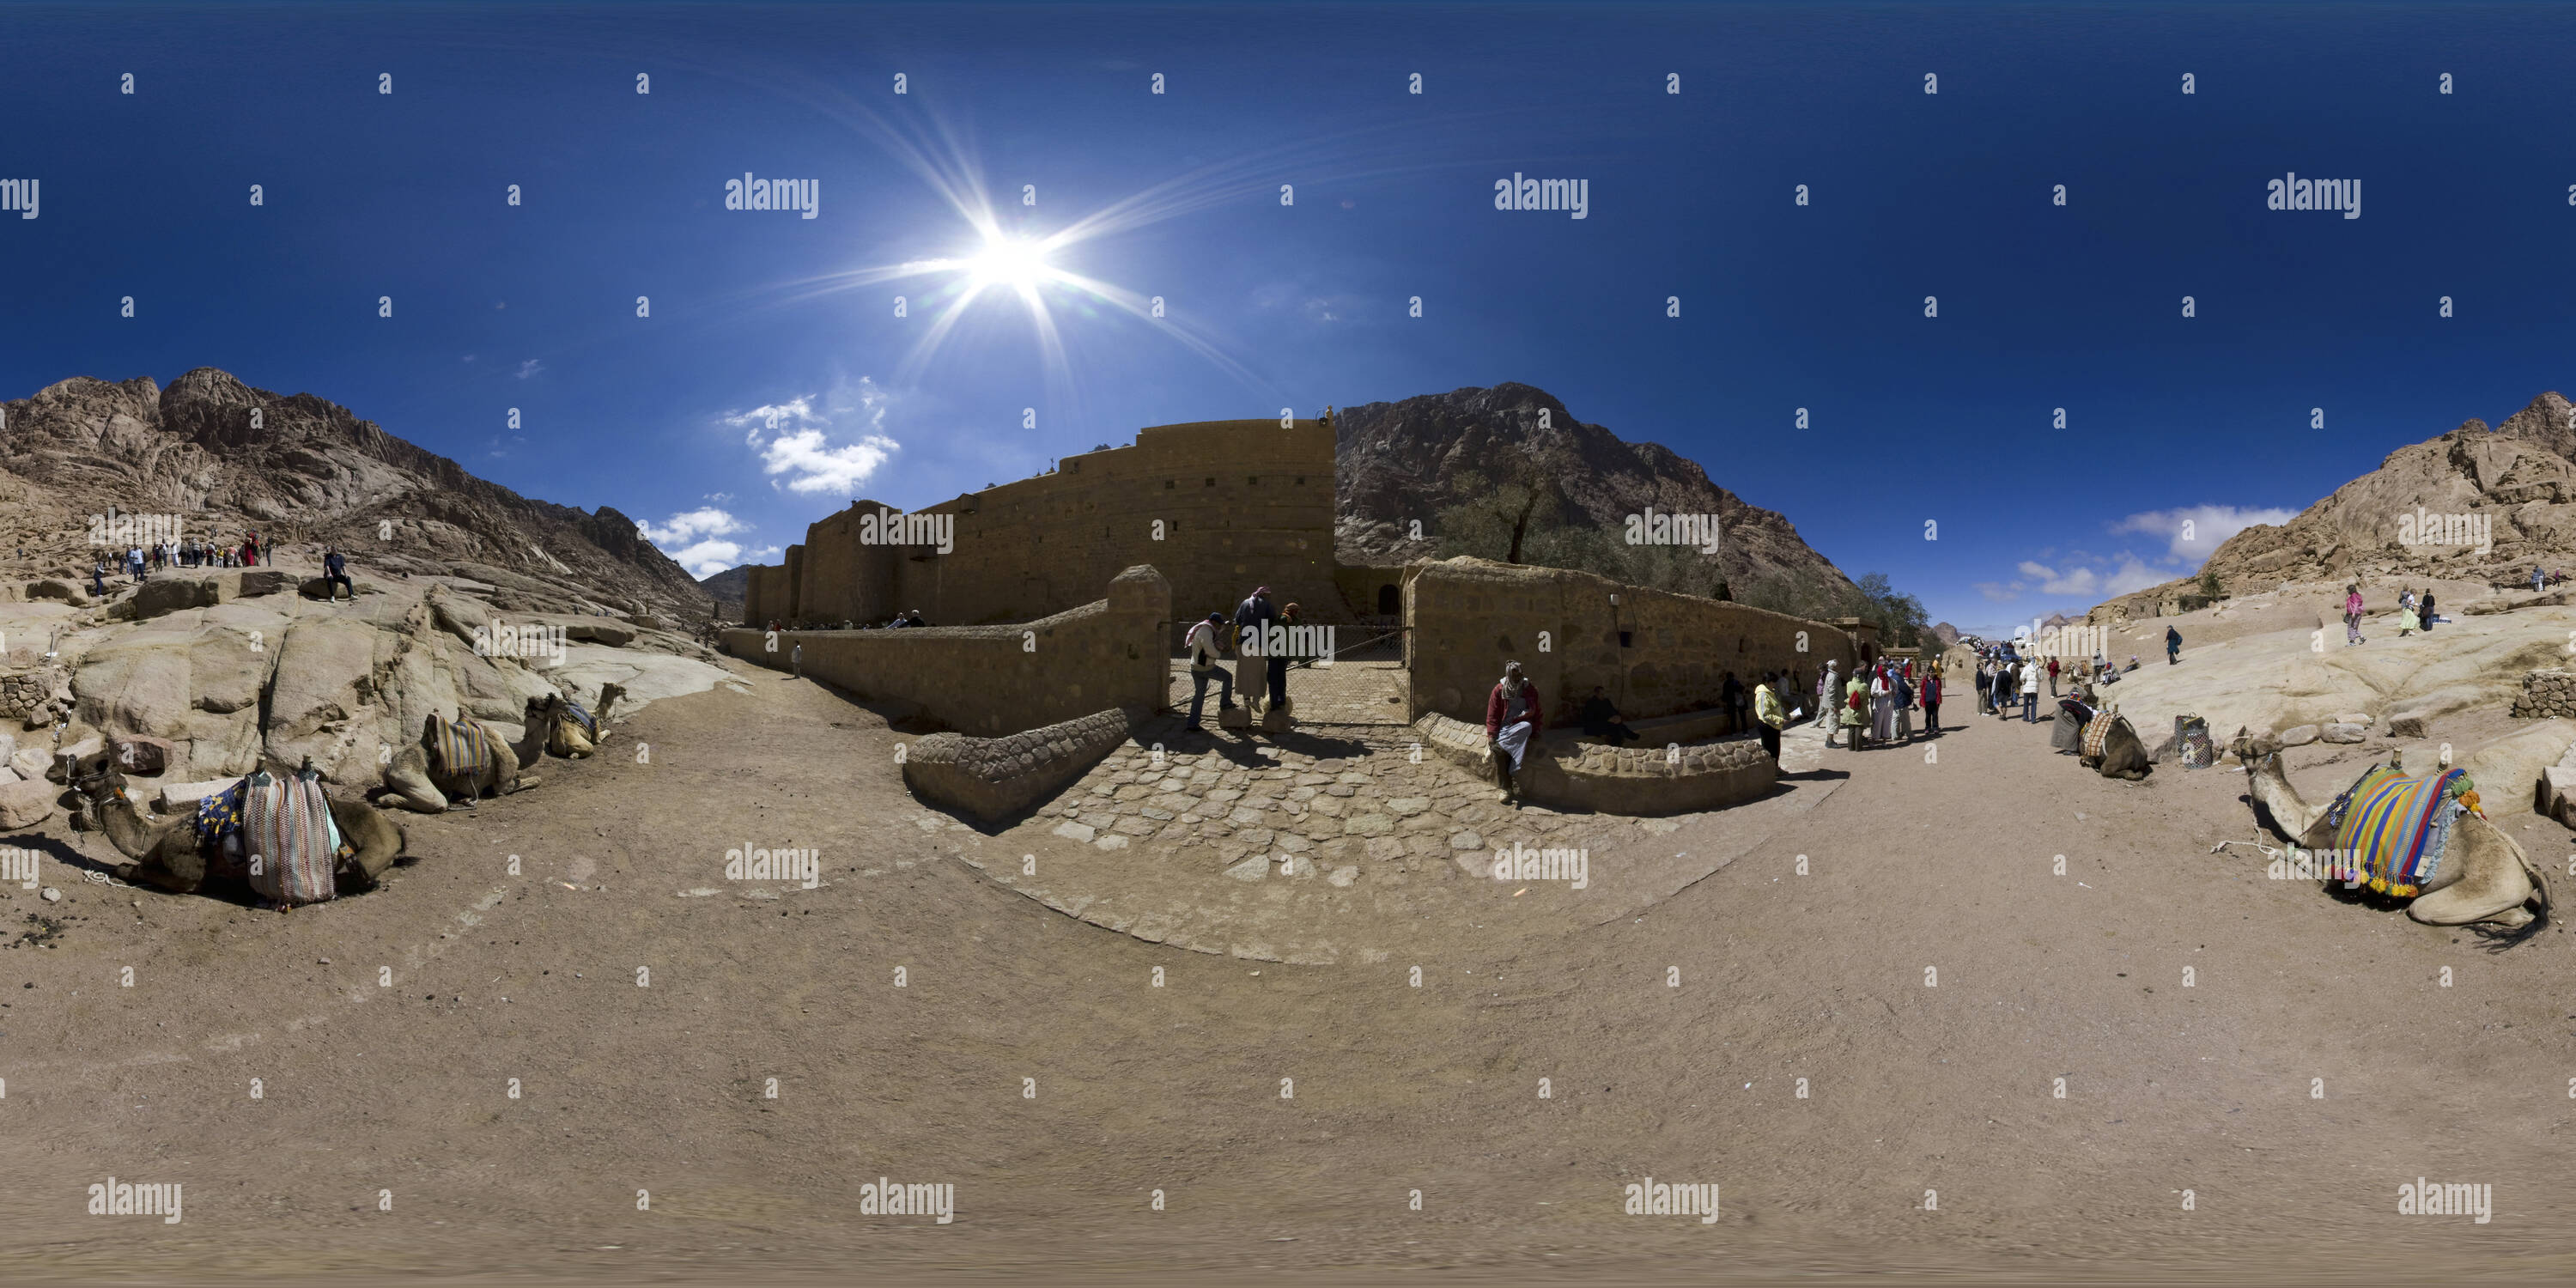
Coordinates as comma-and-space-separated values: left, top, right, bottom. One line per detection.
2408, 826, 2538, 927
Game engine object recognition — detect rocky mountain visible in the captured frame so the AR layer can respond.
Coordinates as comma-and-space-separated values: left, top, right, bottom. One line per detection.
0, 369, 711, 620
1931, 622, 1960, 647
2089, 392, 2576, 619
1333, 383, 1856, 597
700, 564, 750, 617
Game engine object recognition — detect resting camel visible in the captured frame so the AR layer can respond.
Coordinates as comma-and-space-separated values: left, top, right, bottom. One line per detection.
374, 713, 546, 814
526, 683, 624, 759
2080, 708, 2152, 780
2227, 729, 2549, 928
73, 766, 407, 899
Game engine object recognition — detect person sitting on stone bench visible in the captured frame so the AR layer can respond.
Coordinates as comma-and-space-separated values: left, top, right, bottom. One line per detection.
1577, 686, 1640, 745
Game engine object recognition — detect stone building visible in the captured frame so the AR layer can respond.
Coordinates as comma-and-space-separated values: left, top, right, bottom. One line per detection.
741, 418, 1354, 628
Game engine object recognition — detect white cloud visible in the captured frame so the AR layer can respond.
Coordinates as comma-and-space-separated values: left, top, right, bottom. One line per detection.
516, 358, 544, 380
762, 428, 898, 495
2102, 558, 2172, 597
2016, 561, 2099, 596
665, 538, 781, 580
1974, 581, 2017, 603
2109, 505, 2299, 563
641, 507, 746, 545
724, 396, 828, 447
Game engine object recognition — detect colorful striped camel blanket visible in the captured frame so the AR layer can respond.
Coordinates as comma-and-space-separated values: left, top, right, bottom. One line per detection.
428, 714, 494, 778
2322, 765, 2476, 896
2081, 711, 2120, 759
561, 699, 597, 738
242, 768, 347, 906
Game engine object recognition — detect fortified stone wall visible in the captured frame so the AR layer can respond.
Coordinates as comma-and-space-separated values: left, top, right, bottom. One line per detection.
724, 566, 1172, 735
1406, 556, 1861, 726
741, 419, 1343, 629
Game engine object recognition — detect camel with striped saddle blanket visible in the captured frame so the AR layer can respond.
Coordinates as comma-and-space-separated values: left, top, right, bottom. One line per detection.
2228, 729, 2547, 929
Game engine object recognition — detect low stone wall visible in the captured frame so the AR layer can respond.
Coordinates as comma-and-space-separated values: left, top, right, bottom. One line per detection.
721, 566, 1171, 736
2511, 669, 2576, 720
1413, 712, 1777, 817
1406, 557, 1859, 728
902, 706, 1144, 823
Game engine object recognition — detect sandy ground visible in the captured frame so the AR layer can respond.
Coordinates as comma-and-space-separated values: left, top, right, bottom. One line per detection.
3, 659, 2575, 1284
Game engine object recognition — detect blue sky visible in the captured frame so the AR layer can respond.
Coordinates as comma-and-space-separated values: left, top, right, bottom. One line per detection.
4, 2, 2574, 634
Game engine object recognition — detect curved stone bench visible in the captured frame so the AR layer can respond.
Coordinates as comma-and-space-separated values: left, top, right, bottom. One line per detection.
902, 706, 1145, 824
1413, 712, 1777, 817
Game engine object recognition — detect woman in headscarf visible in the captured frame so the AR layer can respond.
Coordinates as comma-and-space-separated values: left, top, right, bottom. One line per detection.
1870, 662, 1897, 743
1485, 661, 1544, 805
2397, 592, 2420, 636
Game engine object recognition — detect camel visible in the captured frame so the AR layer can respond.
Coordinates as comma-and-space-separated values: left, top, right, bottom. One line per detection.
73, 766, 407, 900
526, 683, 624, 759
373, 712, 545, 814
2227, 729, 2549, 929
2080, 709, 2152, 780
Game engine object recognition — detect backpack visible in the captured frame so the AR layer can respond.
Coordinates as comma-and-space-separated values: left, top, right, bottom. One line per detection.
1897, 677, 1915, 706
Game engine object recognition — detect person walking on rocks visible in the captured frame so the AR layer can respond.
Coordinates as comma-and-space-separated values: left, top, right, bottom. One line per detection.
241, 530, 260, 567
1485, 661, 1543, 805
1183, 611, 1236, 732
2417, 588, 2436, 633
2166, 624, 2182, 665
1753, 671, 1785, 762
2344, 584, 2366, 646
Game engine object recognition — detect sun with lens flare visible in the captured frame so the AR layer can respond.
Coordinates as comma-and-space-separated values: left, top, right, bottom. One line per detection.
965, 236, 1051, 290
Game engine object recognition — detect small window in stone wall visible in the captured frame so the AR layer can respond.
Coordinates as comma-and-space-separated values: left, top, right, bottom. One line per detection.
1165, 479, 1176, 489
1296, 477, 1305, 485
1205, 477, 1216, 487
1248, 477, 1260, 486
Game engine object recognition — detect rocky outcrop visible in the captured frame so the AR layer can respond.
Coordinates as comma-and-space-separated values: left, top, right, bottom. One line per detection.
2511, 668, 2576, 720
2093, 392, 2576, 617
0, 369, 713, 622
1332, 383, 1855, 597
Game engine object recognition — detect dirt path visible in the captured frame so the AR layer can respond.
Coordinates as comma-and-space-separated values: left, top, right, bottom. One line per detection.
3, 664, 2573, 1281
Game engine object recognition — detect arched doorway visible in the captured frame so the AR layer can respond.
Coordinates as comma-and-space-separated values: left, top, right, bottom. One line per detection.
1376, 583, 1400, 616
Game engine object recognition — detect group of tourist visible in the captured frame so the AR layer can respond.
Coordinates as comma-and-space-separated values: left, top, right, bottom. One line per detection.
1807, 655, 1940, 750
89, 532, 267, 595
2341, 583, 2456, 641
1181, 583, 1317, 735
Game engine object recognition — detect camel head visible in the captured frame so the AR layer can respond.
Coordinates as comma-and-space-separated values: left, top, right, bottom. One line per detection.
2229, 726, 2281, 768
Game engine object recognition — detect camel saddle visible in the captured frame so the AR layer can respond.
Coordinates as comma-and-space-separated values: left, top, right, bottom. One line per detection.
428, 714, 494, 778
2081, 711, 2120, 760
2322, 764, 2474, 897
